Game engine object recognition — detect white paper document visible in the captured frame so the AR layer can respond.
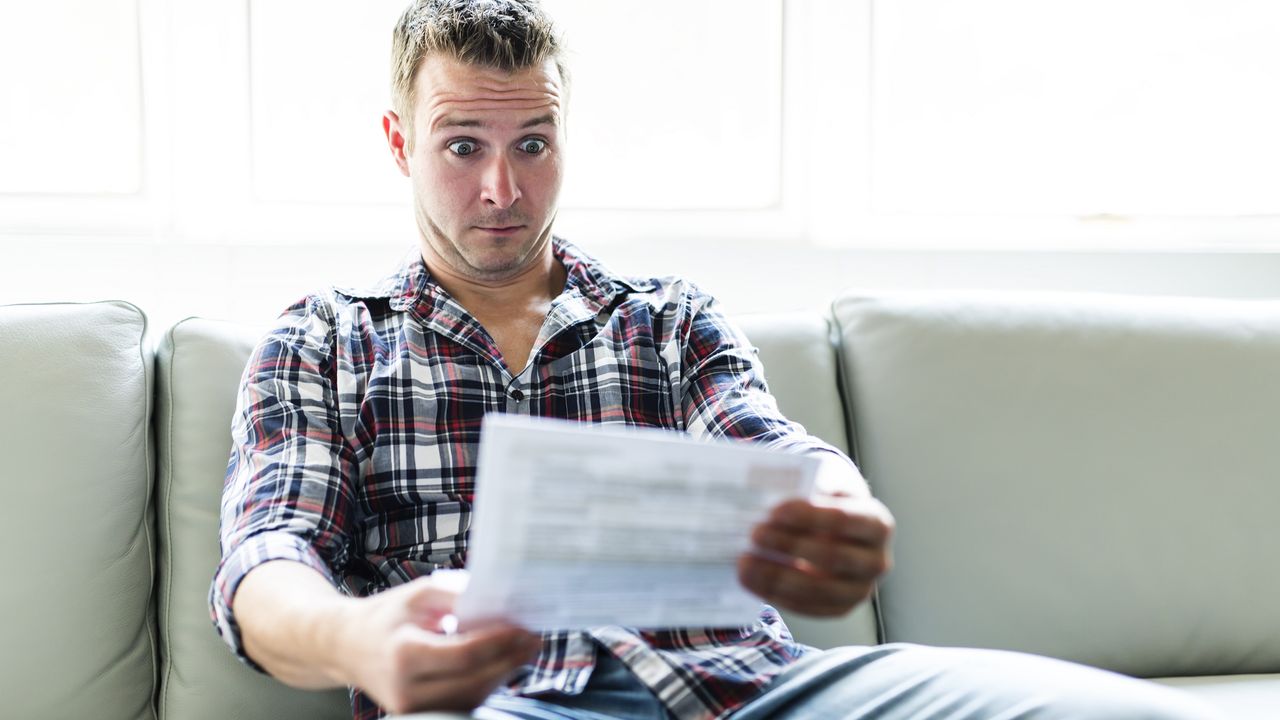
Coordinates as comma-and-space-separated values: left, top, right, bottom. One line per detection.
452, 415, 818, 632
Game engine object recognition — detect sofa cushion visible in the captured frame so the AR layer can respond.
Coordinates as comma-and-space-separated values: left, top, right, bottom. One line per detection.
155, 317, 350, 720
735, 312, 879, 649
833, 291, 1280, 678
0, 301, 156, 720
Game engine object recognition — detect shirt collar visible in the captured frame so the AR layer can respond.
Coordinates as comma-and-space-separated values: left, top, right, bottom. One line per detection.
553, 236, 656, 310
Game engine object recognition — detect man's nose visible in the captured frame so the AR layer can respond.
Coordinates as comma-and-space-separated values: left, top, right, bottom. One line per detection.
480, 154, 521, 209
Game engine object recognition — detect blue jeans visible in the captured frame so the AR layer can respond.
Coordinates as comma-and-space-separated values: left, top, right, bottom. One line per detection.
474, 644, 1223, 720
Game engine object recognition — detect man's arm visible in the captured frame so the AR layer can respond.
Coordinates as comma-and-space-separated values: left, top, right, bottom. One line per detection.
674, 291, 894, 617
213, 296, 537, 714
232, 560, 539, 714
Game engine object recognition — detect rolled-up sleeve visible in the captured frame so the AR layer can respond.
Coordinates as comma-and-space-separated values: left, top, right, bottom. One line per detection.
209, 294, 358, 671
679, 288, 854, 468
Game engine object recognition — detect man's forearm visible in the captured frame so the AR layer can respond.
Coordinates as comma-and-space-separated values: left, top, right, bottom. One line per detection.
231, 559, 358, 689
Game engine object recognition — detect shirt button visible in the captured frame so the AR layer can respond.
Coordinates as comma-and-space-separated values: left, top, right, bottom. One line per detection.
510, 388, 525, 402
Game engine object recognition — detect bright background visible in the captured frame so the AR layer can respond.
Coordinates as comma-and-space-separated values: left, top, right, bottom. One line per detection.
3, 0, 1280, 332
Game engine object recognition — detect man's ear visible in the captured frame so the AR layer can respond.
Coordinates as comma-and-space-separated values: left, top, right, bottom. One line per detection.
383, 110, 411, 177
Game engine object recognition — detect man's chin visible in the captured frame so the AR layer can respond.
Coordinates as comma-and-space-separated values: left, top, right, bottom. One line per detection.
457, 249, 535, 280
463, 232, 550, 266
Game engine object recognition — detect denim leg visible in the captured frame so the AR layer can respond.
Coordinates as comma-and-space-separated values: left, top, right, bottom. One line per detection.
729, 644, 1225, 720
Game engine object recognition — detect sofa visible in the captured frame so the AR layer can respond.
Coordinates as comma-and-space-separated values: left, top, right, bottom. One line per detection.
2, 290, 1278, 719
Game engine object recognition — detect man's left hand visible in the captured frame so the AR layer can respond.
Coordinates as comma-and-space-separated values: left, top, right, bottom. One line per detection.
737, 481, 895, 618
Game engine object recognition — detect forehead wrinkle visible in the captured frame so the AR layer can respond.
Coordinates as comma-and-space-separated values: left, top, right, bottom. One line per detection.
432, 92, 559, 106
414, 56, 564, 136
428, 80, 562, 105
441, 81, 561, 97
425, 98, 562, 135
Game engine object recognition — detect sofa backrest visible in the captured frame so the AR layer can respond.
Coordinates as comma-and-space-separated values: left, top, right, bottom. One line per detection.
14, 291, 1278, 714
155, 318, 351, 720
0, 301, 156, 720
833, 290, 1280, 678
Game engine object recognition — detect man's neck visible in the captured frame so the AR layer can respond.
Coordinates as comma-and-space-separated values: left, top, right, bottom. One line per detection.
419, 240, 569, 372
420, 242, 567, 320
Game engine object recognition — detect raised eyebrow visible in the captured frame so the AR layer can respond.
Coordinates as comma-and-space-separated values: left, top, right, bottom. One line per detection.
521, 113, 557, 129
434, 116, 483, 131
431, 114, 555, 134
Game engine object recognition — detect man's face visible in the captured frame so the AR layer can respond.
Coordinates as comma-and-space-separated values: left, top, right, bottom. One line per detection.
384, 55, 565, 284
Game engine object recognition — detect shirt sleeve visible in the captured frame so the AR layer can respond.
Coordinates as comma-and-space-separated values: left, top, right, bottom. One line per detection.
678, 286, 855, 468
208, 294, 358, 672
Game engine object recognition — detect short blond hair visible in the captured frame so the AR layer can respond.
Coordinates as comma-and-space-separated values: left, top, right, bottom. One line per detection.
391, 0, 567, 146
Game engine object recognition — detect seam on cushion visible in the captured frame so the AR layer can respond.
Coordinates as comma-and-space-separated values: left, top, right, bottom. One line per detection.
124, 300, 162, 720
73, 301, 163, 718
826, 303, 886, 645
826, 308, 862, 469
156, 316, 194, 720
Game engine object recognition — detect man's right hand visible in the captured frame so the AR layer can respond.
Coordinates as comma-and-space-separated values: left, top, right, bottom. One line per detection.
232, 561, 541, 716
334, 577, 542, 715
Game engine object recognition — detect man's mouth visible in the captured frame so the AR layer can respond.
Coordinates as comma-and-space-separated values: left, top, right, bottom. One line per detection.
475, 225, 525, 236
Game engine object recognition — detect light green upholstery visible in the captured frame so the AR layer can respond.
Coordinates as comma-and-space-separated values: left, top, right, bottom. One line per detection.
5, 293, 1278, 719
0, 301, 156, 720
155, 317, 351, 720
834, 291, 1280, 711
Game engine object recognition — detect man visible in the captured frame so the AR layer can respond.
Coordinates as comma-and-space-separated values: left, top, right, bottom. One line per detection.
212, 2, 1219, 718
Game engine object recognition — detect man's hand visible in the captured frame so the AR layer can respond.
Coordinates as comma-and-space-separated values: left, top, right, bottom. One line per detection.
737, 459, 895, 617
333, 577, 542, 715
233, 561, 540, 716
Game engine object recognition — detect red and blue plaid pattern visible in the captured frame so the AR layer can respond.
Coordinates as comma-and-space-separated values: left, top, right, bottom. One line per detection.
211, 238, 846, 720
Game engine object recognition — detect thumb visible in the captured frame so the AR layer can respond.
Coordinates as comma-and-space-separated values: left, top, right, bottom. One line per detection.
404, 572, 465, 628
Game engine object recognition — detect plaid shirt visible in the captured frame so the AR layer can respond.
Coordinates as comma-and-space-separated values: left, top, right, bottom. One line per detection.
211, 237, 850, 720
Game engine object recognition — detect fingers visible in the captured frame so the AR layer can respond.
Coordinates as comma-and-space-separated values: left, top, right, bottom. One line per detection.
741, 497, 894, 617
750, 523, 890, 581
402, 582, 460, 629
737, 554, 874, 617
398, 624, 540, 679
766, 497, 894, 546
373, 625, 541, 715
378, 646, 532, 714
405, 651, 530, 712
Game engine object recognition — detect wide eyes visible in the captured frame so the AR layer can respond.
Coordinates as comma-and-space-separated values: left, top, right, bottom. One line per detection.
447, 140, 478, 156
445, 138, 547, 157
518, 138, 547, 155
